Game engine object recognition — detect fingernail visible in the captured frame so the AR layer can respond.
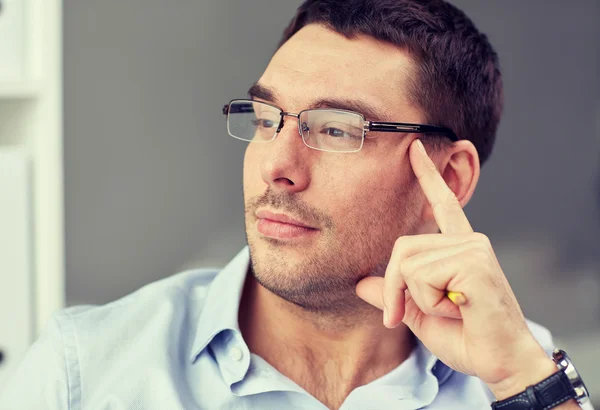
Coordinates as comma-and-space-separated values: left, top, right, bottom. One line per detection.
415, 139, 426, 154
383, 307, 389, 327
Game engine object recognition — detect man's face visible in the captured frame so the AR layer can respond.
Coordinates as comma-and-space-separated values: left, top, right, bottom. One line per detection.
243, 24, 428, 313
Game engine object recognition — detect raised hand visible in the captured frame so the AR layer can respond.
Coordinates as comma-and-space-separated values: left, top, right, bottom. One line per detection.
356, 139, 558, 400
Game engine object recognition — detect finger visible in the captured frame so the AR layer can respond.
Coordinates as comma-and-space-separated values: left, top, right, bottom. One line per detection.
402, 292, 464, 366
401, 290, 422, 328
403, 279, 434, 323
355, 276, 385, 311
411, 276, 462, 319
382, 261, 407, 328
409, 139, 473, 234
401, 250, 477, 318
399, 238, 481, 272
392, 233, 475, 261
403, 266, 461, 320
384, 238, 477, 324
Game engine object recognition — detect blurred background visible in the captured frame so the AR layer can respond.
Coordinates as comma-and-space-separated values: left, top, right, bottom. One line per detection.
0, 0, 598, 405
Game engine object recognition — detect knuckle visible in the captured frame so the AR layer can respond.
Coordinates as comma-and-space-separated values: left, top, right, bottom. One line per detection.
464, 252, 490, 275
413, 275, 426, 288
420, 300, 437, 315
473, 232, 491, 246
393, 236, 406, 252
469, 248, 489, 262
393, 235, 412, 258
398, 259, 413, 277
395, 234, 413, 248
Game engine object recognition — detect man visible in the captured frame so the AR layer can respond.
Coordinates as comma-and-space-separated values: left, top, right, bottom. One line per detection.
0, 0, 591, 409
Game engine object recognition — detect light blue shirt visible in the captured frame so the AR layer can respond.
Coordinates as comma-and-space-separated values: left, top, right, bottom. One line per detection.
0, 247, 554, 409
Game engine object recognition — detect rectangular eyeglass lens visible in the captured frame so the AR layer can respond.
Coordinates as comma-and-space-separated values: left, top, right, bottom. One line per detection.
227, 101, 279, 142
301, 110, 364, 152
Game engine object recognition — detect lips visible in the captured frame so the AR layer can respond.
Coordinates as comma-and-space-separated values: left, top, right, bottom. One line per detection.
255, 210, 318, 240
255, 210, 315, 228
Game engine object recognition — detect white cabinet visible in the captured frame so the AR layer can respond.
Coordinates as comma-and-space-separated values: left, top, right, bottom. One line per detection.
0, 0, 40, 96
0, 0, 29, 82
0, 150, 33, 384
0, 0, 63, 383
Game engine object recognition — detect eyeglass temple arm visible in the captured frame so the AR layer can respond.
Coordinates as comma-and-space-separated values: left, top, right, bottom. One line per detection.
224, 104, 255, 115
368, 121, 459, 142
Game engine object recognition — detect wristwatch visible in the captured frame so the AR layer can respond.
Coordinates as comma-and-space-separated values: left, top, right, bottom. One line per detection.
491, 349, 592, 409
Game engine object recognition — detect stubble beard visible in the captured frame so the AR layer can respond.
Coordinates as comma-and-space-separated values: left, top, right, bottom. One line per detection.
245, 183, 420, 317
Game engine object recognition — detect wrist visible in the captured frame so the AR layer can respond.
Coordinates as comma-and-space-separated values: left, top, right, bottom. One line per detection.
487, 356, 558, 400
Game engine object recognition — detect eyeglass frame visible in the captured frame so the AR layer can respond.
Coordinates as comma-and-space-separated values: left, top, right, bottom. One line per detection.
222, 99, 459, 152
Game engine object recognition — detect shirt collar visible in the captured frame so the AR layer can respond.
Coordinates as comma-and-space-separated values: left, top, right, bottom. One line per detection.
188, 246, 454, 386
189, 247, 250, 363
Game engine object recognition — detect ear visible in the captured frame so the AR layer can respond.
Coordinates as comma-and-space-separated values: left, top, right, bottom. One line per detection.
418, 140, 479, 229
440, 140, 480, 208
419, 139, 480, 225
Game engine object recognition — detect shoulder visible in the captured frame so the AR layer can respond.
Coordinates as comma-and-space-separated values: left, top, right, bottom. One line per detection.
54, 268, 221, 401
53, 268, 221, 369
0, 268, 222, 408
63, 267, 219, 315
57, 267, 220, 339
0, 267, 226, 408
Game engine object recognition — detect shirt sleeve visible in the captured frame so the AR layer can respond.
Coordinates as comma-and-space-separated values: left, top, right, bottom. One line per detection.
0, 314, 69, 409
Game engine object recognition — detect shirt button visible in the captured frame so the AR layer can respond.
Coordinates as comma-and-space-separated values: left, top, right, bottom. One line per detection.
229, 347, 244, 361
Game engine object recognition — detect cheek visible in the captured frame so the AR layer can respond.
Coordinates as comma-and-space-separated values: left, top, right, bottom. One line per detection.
327, 159, 419, 234
243, 145, 262, 197
325, 164, 404, 220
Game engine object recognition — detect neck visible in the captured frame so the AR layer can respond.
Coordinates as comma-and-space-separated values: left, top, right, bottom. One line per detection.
238, 271, 415, 410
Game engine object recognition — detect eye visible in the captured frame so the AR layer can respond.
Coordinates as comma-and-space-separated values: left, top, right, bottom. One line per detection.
323, 128, 349, 138
252, 118, 276, 128
319, 126, 362, 140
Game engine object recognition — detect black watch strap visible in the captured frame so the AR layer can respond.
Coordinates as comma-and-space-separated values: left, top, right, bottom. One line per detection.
491, 370, 576, 410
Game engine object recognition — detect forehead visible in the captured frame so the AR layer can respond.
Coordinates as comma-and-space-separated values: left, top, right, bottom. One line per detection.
258, 24, 419, 121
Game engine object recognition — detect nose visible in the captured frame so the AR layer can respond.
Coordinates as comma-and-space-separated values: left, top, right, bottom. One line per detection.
259, 114, 311, 194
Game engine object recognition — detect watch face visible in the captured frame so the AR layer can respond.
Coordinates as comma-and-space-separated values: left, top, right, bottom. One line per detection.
577, 376, 590, 403
554, 349, 590, 403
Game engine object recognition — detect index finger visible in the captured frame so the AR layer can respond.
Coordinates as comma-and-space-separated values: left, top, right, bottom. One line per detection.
409, 139, 473, 234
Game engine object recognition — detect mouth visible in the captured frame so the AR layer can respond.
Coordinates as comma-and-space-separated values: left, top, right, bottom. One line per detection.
255, 210, 319, 240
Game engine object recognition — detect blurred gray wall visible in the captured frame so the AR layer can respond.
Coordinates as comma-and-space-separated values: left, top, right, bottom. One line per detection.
64, 0, 598, 395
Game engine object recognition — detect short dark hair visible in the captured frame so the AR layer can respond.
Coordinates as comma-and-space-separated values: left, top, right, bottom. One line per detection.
279, 0, 503, 165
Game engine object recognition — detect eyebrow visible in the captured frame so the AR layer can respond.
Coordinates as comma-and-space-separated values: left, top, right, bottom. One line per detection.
247, 83, 279, 103
247, 82, 388, 121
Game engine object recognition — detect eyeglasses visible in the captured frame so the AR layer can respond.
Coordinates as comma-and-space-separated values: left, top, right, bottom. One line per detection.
222, 99, 458, 153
